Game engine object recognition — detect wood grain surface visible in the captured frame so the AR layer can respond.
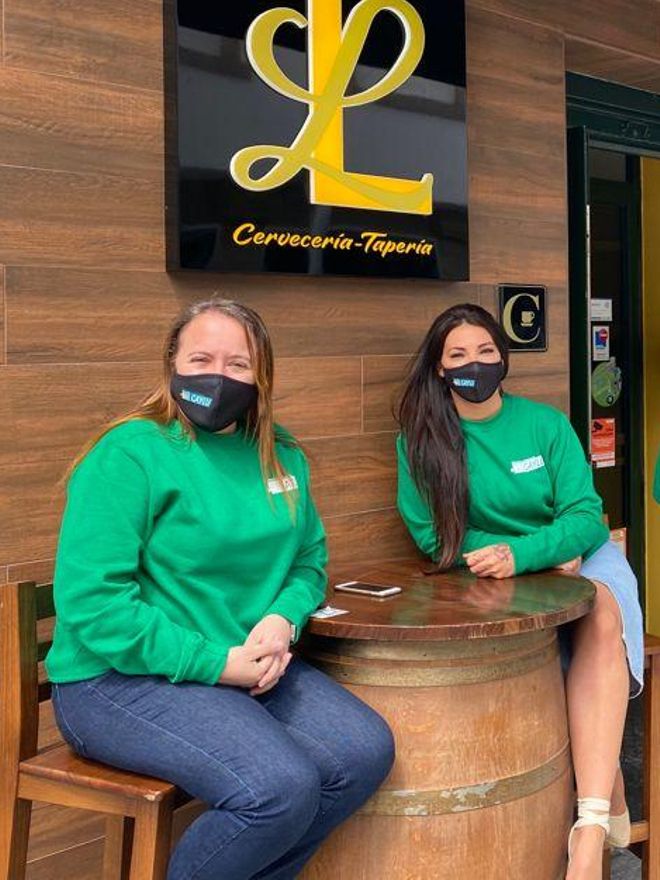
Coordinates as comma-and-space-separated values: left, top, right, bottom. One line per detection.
310, 559, 595, 640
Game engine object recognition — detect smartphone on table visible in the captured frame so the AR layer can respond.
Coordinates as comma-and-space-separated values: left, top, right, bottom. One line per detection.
334, 580, 402, 598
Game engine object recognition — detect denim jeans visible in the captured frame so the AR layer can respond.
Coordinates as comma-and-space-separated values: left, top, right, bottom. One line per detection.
51, 657, 394, 880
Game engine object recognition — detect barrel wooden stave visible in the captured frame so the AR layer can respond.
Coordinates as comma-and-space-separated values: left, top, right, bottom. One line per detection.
301, 629, 572, 879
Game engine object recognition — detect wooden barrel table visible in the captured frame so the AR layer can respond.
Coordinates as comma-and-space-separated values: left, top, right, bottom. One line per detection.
300, 561, 594, 880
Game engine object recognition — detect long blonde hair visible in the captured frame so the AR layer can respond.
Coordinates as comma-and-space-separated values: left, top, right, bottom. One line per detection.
66, 297, 294, 494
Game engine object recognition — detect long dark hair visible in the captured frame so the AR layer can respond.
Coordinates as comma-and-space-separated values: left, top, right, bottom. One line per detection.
397, 303, 510, 568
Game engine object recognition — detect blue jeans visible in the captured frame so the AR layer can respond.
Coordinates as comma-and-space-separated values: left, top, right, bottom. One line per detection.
51, 658, 394, 880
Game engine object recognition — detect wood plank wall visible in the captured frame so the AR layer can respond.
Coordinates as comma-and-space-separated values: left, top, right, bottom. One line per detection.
0, 0, 658, 875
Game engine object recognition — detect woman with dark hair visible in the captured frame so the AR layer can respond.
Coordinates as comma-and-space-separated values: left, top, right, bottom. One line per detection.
397, 303, 642, 880
47, 297, 394, 880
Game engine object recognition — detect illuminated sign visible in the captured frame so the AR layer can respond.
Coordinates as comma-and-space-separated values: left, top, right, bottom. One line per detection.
168, 1, 467, 278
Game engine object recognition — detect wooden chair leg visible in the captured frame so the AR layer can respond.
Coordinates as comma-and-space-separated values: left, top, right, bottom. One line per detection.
129, 797, 174, 880
103, 815, 134, 880
0, 796, 32, 880
602, 846, 612, 879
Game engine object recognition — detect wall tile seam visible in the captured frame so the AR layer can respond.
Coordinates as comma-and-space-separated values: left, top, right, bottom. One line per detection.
324, 505, 399, 521
467, 2, 564, 37
2, 265, 6, 365
468, 4, 660, 65
0, 62, 164, 98
0, 160, 164, 187
25, 834, 106, 866
0, 360, 162, 369
4, 264, 167, 275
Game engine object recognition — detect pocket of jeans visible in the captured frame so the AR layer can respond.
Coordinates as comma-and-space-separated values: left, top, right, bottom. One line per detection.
51, 684, 89, 757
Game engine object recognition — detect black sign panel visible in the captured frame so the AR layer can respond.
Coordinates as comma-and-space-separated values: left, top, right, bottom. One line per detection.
498, 285, 548, 352
167, 1, 468, 279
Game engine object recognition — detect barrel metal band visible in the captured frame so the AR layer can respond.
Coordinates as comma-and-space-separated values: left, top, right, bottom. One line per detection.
358, 744, 571, 816
309, 629, 554, 662
307, 638, 559, 687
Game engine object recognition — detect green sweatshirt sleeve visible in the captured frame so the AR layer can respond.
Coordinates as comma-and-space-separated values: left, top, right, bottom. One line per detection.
54, 442, 229, 684
265, 454, 328, 632
396, 434, 513, 562
654, 451, 660, 503
507, 414, 609, 574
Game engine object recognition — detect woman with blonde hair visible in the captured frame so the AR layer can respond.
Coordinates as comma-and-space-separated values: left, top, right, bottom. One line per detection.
47, 297, 394, 880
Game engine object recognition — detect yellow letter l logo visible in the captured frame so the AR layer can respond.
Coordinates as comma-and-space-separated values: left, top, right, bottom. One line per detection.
230, 0, 433, 215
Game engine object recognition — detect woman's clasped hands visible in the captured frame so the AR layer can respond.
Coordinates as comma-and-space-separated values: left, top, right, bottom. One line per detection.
219, 614, 293, 696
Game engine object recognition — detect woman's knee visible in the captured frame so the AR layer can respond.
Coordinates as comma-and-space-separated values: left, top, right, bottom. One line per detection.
344, 708, 396, 791
581, 582, 625, 650
236, 753, 322, 826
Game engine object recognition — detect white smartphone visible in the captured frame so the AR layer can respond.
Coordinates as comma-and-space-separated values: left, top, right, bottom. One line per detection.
334, 580, 402, 598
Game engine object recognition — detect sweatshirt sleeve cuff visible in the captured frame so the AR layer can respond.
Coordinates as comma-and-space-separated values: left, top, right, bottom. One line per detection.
508, 539, 530, 576
265, 598, 309, 632
173, 639, 229, 685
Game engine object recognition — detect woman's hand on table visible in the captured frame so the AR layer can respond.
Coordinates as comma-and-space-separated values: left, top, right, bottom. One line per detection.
463, 544, 515, 579
244, 614, 294, 696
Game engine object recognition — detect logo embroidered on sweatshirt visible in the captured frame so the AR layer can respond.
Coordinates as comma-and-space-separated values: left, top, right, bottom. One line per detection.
510, 455, 545, 474
267, 475, 299, 494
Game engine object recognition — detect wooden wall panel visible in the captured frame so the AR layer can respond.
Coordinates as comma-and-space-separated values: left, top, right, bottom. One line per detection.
472, 0, 660, 59
275, 358, 362, 438
0, 68, 161, 179
0, 166, 163, 269
467, 9, 566, 159
0, 264, 5, 365
560, 0, 660, 60
26, 838, 103, 880
467, 7, 568, 284
7, 558, 54, 585
325, 508, 420, 569
5, 268, 484, 363
0, 459, 63, 566
4, 0, 163, 91
27, 808, 104, 864
363, 355, 410, 434
306, 433, 397, 520
0, 363, 160, 467
565, 37, 660, 93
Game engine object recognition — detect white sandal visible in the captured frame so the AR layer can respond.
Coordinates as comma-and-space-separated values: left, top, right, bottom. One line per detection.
607, 807, 631, 848
568, 797, 610, 863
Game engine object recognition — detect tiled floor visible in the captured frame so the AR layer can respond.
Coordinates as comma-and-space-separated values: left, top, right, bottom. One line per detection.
611, 849, 641, 879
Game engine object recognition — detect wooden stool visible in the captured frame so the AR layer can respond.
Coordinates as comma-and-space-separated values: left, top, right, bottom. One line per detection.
0, 581, 188, 880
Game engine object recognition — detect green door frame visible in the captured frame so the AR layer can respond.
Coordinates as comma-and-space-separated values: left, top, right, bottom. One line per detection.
566, 73, 660, 596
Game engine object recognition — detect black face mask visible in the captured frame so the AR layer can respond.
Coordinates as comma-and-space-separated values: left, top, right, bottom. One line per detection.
170, 373, 258, 433
442, 360, 505, 404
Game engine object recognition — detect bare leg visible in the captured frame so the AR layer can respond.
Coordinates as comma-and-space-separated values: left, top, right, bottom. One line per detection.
611, 765, 626, 815
565, 581, 629, 880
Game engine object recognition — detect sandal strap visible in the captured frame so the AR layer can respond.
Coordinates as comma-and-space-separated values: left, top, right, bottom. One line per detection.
575, 797, 610, 833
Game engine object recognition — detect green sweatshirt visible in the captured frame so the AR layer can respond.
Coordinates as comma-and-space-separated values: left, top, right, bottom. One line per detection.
397, 394, 609, 575
46, 419, 327, 685
655, 451, 660, 503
